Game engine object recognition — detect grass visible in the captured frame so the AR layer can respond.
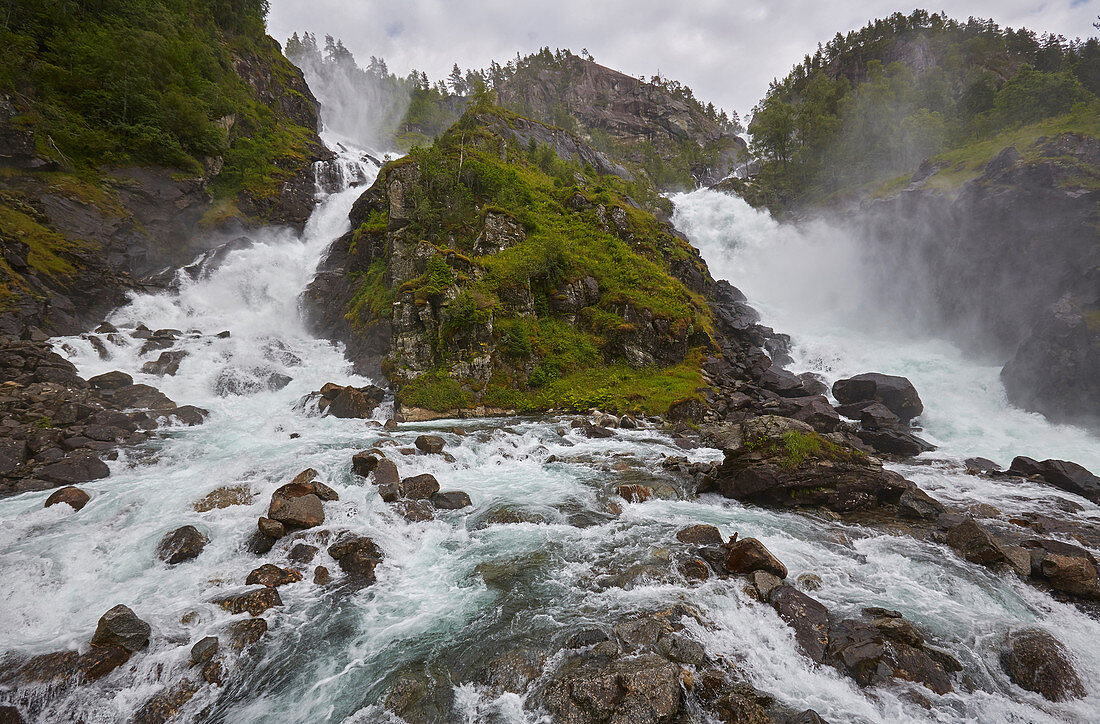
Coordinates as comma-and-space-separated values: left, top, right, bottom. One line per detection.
744, 429, 866, 469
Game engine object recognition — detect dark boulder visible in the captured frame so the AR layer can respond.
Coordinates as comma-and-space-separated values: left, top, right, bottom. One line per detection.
318, 383, 386, 418
769, 585, 829, 663
541, 653, 682, 723
268, 481, 326, 529
946, 518, 1011, 567
189, 636, 218, 667
856, 428, 935, 457
44, 486, 90, 511
776, 395, 843, 432
257, 517, 285, 539
399, 473, 440, 500
373, 458, 400, 486
675, 524, 723, 547
38, 452, 110, 485
724, 537, 788, 578
1001, 628, 1085, 701
431, 490, 472, 509
351, 451, 379, 476
328, 534, 383, 580
825, 618, 952, 694
245, 564, 303, 587
832, 373, 923, 423
414, 434, 445, 454
213, 587, 282, 616
1007, 457, 1100, 504
616, 484, 652, 502
156, 525, 208, 565
226, 618, 267, 650
88, 371, 133, 390
858, 402, 900, 429
90, 604, 151, 652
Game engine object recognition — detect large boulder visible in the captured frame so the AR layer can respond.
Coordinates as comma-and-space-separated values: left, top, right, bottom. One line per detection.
399, 473, 440, 500
946, 518, 1011, 567
1007, 457, 1100, 504
769, 585, 829, 663
90, 604, 151, 652
44, 486, 90, 511
315, 383, 386, 419
156, 525, 208, 565
832, 373, 923, 423
825, 618, 952, 695
1001, 628, 1085, 701
856, 428, 935, 457
724, 537, 787, 578
541, 653, 682, 723
328, 534, 384, 580
267, 478, 332, 529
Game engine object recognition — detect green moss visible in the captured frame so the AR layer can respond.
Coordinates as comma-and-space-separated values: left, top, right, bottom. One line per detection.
399, 370, 472, 410
347, 261, 396, 326
0, 202, 81, 280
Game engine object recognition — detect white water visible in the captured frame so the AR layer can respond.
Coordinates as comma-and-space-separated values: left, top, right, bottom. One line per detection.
1, 160, 1099, 722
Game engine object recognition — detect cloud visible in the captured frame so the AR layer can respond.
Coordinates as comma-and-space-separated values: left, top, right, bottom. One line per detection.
267, 0, 1099, 116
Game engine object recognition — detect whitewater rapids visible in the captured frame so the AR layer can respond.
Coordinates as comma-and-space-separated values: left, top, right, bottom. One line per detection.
0, 159, 1096, 722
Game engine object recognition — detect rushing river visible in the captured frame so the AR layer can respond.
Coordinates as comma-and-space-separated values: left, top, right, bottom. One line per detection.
0, 150, 1097, 723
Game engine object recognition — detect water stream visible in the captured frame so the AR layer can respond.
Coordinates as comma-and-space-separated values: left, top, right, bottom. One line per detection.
0, 154, 1097, 723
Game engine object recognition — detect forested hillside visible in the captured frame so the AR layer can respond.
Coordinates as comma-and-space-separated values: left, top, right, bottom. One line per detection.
744, 10, 1100, 208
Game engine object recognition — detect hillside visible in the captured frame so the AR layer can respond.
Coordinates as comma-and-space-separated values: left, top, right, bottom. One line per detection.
0, 0, 327, 336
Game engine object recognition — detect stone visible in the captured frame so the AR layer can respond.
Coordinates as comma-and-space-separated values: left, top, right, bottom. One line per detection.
88, 371, 133, 390
431, 490, 472, 509
288, 543, 319, 563
257, 517, 285, 539
776, 395, 843, 432
226, 618, 267, 650
857, 428, 936, 457
189, 636, 218, 666
377, 482, 399, 502
946, 518, 1010, 567
832, 373, 923, 423
1039, 554, 1100, 598
351, 451, 379, 476
751, 570, 783, 599
313, 566, 331, 585
724, 537, 788, 578
542, 653, 682, 724
675, 524, 723, 546
679, 557, 710, 581
857, 402, 900, 429
1001, 628, 1085, 701
90, 604, 151, 652
193, 484, 253, 512
825, 619, 951, 694
44, 486, 90, 511
328, 534, 383, 579
244, 531, 276, 555
38, 452, 110, 485
156, 525, 208, 565
399, 473, 440, 499
0, 706, 24, 723
213, 587, 282, 616
414, 434, 445, 454
797, 573, 823, 591
769, 586, 829, 662
245, 564, 302, 587
323, 384, 386, 418
393, 499, 434, 521
109, 384, 176, 410
616, 484, 652, 502
1007, 456, 1100, 504
268, 490, 324, 529
486, 647, 546, 694
373, 458, 400, 485
566, 628, 609, 649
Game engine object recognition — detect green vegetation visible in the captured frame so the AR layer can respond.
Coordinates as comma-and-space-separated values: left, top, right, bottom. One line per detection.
745, 429, 866, 469
357, 106, 715, 414
747, 10, 1100, 208
2, 0, 317, 203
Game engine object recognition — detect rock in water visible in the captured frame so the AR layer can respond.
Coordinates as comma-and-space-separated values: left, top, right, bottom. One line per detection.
414, 434, 445, 454
43, 486, 90, 511
832, 373, 923, 423
723, 537, 788, 578
399, 473, 440, 500
156, 525, 208, 565
769, 585, 829, 663
1001, 628, 1085, 701
1007, 456, 1100, 504
90, 604, 151, 652
431, 491, 472, 509
675, 524, 723, 546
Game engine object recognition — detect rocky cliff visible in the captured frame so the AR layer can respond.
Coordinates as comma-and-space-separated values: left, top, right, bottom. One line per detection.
496, 52, 745, 188
305, 107, 794, 421
848, 133, 1099, 430
0, 7, 328, 338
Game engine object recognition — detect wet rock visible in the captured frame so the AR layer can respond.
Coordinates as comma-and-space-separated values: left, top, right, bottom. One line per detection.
38, 452, 110, 485
486, 647, 546, 694
946, 518, 1011, 567
1007, 456, 1100, 504
257, 516, 286, 539
724, 537, 787, 578
1039, 553, 1100, 598
656, 632, 707, 665
157, 525, 208, 565
193, 484, 253, 512
750, 570, 783, 599
675, 524, 723, 546
202, 659, 224, 686
108, 383, 176, 410
857, 428, 936, 457
244, 531, 276, 555
313, 566, 331, 585
268, 484, 325, 529
288, 542, 319, 563
399, 473, 440, 499
965, 457, 1002, 473
377, 482, 399, 502
245, 564, 303, 587
857, 402, 900, 429
43, 485, 90, 511
1001, 628, 1085, 701
351, 451, 379, 476
88, 371, 133, 390
373, 458, 400, 486
140, 350, 188, 376
616, 484, 652, 502
213, 587, 282, 616
769, 586, 829, 663
832, 373, 923, 423
542, 653, 682, 724
797, 573, 823, 591
566, 629, 610, 649
679, 557, 710, 581
189, 636, 218, 666
90, 604, 151, 652
79, 644, 132, 681
582, 424, 615, 439
0, 705, 24, 723
226, 618, 267, 650
431, 490, 472, 509
414, 434, 445, 454
776, 395, 843, 432
394, 499, 434, 521
163, 405, 207, 426
826, 618, 951, 694
317, 383, 386, 418
327, 534, 383, 579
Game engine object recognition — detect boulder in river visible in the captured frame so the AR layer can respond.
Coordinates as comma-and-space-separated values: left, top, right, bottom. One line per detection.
541, 653, 683, 723
327, 534, 383, 580
44, 486, 90, 511
88, 371, 133, 390
1007, 456, 1100, 504
832, 373, 923, 423
245, 564, 303, 588
267, 480, 327, 529
156, 525, 208, 565
315, 383, 386, 418
724, 537, 788, 578
676, 524, 723, 547
856, 428, 935, 457
946, 518, 1012, 568
1001, 628, 1085, 701
399, 473, 440, 500
90, 604, 151, 652
213, 587, 282, 616
414, 434, 445, 454
351, 451, 379, 476
431, 491, 472, 509
769, 585, 829, 663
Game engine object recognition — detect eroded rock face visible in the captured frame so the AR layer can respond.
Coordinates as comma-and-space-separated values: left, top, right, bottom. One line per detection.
1007, 456, 1100, 504
542, 653, 683, 723
1001, 628, 1085, 701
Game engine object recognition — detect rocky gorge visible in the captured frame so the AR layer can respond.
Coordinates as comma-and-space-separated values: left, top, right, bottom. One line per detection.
0, 8, 1099, 724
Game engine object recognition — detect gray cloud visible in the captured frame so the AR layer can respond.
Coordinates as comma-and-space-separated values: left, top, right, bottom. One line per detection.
268, 0, 1099, 116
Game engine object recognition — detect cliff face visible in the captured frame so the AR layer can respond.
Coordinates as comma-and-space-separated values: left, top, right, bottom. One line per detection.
849, 133, 1099, 430
305, 108, 783, 420
0, 9, 327, 336
496, 53, 745, 188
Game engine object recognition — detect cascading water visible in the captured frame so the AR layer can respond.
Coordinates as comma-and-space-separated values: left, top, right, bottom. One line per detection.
1, 148, 1098, 723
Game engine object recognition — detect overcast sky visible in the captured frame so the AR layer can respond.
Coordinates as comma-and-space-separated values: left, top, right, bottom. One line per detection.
268, 1, 1099, 116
